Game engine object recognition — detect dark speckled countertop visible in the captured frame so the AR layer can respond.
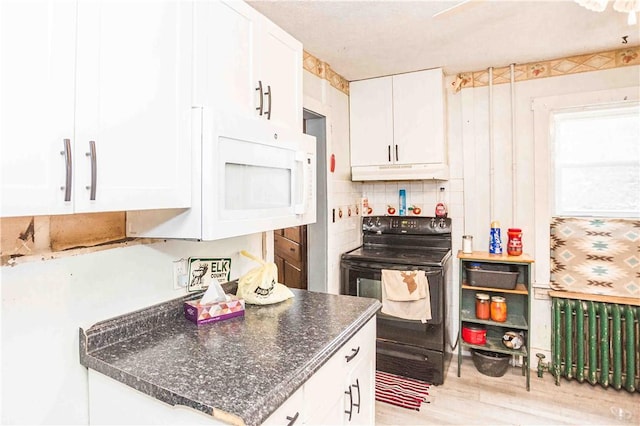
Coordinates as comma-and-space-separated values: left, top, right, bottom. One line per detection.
79, 286, 381, 426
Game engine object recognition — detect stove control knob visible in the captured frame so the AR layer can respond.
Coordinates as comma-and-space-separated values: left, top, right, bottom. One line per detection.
438, 218, 447, 229
430, 218, 436, 229
365, 217, 373, 227
375, 218, 382, 227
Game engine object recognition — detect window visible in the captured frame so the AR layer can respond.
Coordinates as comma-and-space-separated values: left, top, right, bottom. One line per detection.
551, 103, 640, 218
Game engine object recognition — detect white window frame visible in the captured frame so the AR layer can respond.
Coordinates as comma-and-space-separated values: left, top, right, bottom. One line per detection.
531, 87, 639, 287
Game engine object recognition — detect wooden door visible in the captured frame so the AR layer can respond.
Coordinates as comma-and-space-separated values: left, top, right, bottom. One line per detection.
274, 225, 307, 289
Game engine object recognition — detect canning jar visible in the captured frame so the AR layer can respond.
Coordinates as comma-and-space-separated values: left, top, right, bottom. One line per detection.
490, 296, 507, 322
475, 293, 490, 320
507, 228, 523, 256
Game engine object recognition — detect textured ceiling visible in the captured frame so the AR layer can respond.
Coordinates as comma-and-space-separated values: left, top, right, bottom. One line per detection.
247, 0, 639, 81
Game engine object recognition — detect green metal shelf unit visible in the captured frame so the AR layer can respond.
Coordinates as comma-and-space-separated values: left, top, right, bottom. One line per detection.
457, 251, 535, 390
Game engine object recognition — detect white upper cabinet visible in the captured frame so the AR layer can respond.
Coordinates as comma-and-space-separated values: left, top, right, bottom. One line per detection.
0, 0, 192, 217
73, 0, 193, 213
258, 18, 303, 131
349, 68, 448, 181
195, 0, 302, 131
393, 69, 446, 166
349, 76, 394, 167
1, 0, 77, 217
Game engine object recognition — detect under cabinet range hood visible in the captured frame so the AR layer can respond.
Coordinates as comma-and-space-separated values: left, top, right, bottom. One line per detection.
351, 163, 449, 181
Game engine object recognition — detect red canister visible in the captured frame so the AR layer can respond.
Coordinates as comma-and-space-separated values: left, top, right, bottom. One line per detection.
462, 324, 487, 345
507, 228, 523, 256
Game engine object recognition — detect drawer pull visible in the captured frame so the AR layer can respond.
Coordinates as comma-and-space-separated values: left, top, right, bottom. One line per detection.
378, 346, 428, 362
285, 411, 299, 425
345, 347, 360, 362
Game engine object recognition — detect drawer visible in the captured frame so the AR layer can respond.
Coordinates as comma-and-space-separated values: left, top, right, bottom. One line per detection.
376, 339, 445, 385
335, 316, 376, 366
274, 233, 301, 263
263, 385, 303, 425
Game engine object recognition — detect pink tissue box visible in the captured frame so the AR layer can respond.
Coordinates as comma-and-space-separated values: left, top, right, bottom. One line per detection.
183, 296, 245, 326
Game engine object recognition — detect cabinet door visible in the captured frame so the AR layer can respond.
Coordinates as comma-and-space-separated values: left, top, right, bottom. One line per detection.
256, 17, 303, 131
0, 0, 76, 217
345, 351, 375, 425
349, 77, 393, 167
304, 352, 345, 425
342, 319, 376, 425
74, 0, 192, 213
196, 0, 258, 115
393, 69, 445, 165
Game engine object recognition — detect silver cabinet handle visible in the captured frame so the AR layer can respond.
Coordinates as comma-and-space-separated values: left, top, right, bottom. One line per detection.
345, 347, 360, 362
264, 84, 272, 120
256, 80, 264, 116
388, 145, 391, 162
344, 385, 353, 421
86, 140, 97, 201
395, 144, 398, 162
61, 138, 72, 202
353, 378, 361, 414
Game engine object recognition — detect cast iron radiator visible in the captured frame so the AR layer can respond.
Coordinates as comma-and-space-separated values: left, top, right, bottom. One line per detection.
549, 295, 639, 393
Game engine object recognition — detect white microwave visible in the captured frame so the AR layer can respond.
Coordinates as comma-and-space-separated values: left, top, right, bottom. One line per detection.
126, 107, 316, 240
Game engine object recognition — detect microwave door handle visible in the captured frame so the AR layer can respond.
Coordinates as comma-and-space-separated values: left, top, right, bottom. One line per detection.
294, 152, 308, 215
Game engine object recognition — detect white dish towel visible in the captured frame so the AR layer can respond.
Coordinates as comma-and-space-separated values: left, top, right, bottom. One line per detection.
381, 270, 432, 322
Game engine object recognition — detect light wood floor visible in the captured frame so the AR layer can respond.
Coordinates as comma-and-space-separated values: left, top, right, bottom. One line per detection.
376, 356, 639, 425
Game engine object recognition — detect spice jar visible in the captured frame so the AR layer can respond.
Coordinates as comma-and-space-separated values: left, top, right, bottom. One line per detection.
475, 293, 490, 320
507, 228, 523, 256
490, 296, 507, 322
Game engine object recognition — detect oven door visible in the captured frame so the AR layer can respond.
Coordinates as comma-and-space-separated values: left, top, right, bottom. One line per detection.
340, 259, 445, 351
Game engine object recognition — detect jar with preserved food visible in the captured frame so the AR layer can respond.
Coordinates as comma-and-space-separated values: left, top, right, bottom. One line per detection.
490, 296, 507, 322
475, 293, 490, 320
507, 228, 523, 256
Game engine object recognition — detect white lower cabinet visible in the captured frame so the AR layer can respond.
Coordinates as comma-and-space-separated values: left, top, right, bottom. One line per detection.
87, 317, 376, 425
305, 317, 376, 425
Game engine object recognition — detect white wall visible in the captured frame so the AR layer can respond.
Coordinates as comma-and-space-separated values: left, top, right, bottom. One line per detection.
451, 65, 640, 357
303, 70, 362, 295
0, 235, 262, 424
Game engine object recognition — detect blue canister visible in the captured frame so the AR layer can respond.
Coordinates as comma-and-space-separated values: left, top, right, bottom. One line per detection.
399, 189, 407, 216
489, 221, 503, 254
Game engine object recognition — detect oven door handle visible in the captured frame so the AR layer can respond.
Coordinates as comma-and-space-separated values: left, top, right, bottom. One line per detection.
377, 346, 429, 362
342, 263, 442, 275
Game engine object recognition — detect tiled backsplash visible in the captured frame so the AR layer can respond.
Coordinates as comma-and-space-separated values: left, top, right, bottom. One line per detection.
329, 180, 466, 222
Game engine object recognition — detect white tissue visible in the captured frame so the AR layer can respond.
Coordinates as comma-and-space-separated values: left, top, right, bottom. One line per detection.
200, 281, 228, 305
